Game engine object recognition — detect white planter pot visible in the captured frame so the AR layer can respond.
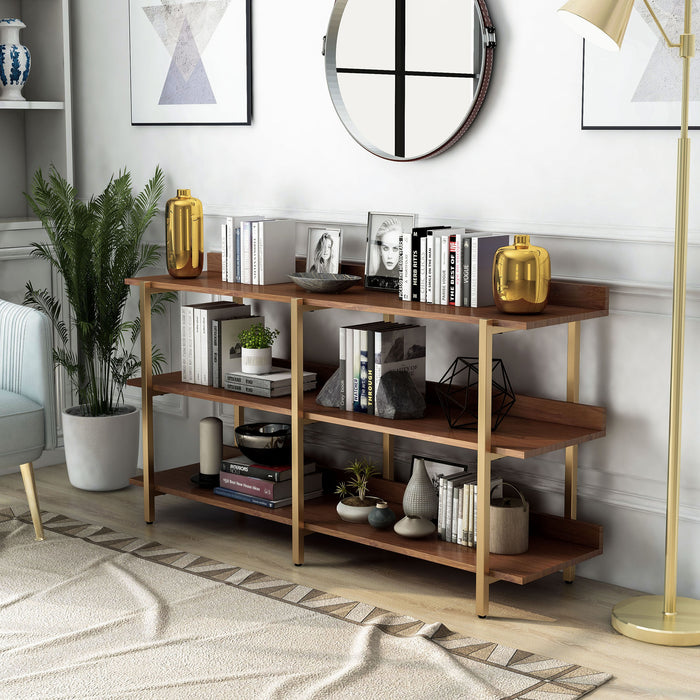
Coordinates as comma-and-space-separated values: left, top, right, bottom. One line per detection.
62, 405, 139, 491
336, 496, 383, 523
241, 347, 272, 375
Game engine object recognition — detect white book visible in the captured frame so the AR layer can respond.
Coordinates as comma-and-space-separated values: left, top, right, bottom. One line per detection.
345, 325, 354, 411
256, 219, 297, 285
400, 232, 412, 301
452, 229, 466, 307
220, 222, 228, 282
419, 234, 428, 302
470, 234, 510, 307
216, 315, 263, 383
432, 234, 442, 304
226, 217, 235, 284
241, 220, 253, 284
440, 233, 450, 305
425, 233, 434, 304
251, 220, 260, 285
338, 326, 346, 408
180, 304, 195, 383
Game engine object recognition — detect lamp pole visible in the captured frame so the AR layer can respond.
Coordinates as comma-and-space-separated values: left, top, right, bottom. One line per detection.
560, 0, 700, 645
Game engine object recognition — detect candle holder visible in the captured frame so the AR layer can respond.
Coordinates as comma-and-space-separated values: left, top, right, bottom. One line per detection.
193, 417, 222, 488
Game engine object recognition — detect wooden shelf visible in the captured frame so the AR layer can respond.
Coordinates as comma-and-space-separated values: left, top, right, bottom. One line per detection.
131, 465, 603, 586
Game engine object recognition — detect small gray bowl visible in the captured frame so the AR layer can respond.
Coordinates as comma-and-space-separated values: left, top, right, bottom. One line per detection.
234, 422, 292, 466
288, 272, 361, 293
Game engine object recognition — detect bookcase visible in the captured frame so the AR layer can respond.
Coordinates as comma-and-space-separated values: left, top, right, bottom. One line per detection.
126, 266, 608, 618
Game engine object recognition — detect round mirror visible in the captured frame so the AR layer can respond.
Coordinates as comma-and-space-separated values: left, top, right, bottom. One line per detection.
324, 0, 496, 161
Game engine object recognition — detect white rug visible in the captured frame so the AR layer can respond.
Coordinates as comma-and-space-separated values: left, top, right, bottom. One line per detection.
0, 509, 611, 699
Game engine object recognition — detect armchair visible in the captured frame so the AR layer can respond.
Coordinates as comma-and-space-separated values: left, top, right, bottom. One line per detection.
0, 299, 57, 539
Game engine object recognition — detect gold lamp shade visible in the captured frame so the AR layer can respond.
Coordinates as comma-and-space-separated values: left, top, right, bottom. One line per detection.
492, 235, 551, 314
165, 189, 204, 279
558, 0, 635, 51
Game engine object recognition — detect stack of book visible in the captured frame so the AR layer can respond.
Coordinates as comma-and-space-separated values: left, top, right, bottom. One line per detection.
338, 321, 426, 418
223, 366, 317, 398
214, 454, 324, 508
437, 473, 503, 547
180, 301, 255, 385
220, 217, 297, 285
398, 229, 510, 307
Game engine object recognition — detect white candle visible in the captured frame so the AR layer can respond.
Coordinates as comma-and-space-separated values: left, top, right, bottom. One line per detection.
199, 417, 223, 476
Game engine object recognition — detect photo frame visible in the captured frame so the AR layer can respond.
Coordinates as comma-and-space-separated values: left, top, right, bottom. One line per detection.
129, 0, 252, 126
364, 212, 416, 292
582, 3, 700, 129
412, 455, 468, 498
305, 227, 342, 273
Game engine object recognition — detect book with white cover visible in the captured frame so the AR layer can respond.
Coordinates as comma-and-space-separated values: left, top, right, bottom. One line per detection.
241, 220, 253, 284
470, 234, 510, 307
224, 365, 317, 389
214, 315, 263, 386
256, 219, 296, 285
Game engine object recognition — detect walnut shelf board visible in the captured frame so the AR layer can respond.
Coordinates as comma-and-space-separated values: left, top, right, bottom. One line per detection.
130, 465, 603, 586
125, 273, 608, 331
127, 373, 605, 459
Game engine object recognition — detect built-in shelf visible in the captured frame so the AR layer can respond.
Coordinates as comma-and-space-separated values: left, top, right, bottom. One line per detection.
0, 100, 64, 110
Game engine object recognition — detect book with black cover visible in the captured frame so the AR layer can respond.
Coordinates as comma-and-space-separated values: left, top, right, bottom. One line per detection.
221, 455, 317, 482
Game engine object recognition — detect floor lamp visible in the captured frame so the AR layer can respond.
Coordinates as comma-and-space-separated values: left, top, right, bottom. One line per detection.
558, 0, 700, 646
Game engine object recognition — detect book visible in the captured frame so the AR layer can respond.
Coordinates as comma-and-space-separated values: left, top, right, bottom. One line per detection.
221, 455, 317, 482
212, 486, 323, 508
373, 324, 426, 417
221, 221, 228, 282
470, 234, 510, 307
214, 315, 263, 386
180, 303, 195, 383
461, 235, 472, 306
338, 326, 346, 408
195, 302, 252, 386
450, 228, 466, 307
223, 380, 316, 398
219, 470, 324, 500
241, 219, 253, 283
251, 220, 260, 285
255, 219, 297, 285
439, 233, 450, 305
224, 366, 317, 389
226, 217, 235, 283
432, 232, 442, 304
438, 470, 468, 539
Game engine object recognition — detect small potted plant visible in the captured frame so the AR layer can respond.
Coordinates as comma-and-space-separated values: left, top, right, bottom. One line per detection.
335, 456, 382, 523
238, 321, 280, 374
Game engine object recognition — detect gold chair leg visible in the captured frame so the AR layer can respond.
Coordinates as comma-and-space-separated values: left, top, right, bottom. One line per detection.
19, 462, 44, 540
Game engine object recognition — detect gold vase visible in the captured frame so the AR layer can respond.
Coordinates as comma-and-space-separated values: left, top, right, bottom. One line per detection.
492, 235, 550, 314
165, 189, 203, 278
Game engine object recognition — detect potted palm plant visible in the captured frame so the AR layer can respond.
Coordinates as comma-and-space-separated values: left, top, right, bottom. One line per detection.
24, 165, 173, 491
238, 321, 280, 374
335, 456, 382, 522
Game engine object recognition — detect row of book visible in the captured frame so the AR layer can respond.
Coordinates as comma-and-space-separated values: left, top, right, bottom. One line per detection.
398, 229, 510, 307
213, 454, 324, 508
438, 472, 503, 547
339, 321, 426, 417
220, 217, 297, 286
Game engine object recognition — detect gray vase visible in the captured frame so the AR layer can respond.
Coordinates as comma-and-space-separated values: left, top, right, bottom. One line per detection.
403, 457, 438, 520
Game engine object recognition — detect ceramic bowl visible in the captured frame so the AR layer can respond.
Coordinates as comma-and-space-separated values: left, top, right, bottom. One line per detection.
288, 272, 361, 293
234, 422, 292, 466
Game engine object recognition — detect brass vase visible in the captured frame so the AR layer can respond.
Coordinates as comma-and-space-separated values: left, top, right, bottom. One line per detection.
165, 189, 203, 278
492, 235, 550, 314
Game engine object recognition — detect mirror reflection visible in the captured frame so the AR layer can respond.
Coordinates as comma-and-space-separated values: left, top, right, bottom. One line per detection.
325, 0, 496, 161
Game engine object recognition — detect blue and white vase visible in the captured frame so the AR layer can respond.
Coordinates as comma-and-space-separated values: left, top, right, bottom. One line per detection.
0, 18, 31, 101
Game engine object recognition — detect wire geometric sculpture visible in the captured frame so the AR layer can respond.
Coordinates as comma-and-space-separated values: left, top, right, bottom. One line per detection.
435, 357, 516, 431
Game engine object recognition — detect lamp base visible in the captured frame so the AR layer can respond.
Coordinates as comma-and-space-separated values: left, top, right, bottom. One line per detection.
611, 595, 700, 646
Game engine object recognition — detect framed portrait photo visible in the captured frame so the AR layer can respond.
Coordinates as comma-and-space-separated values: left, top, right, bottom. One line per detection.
305, 227, 342, 273
129, 0, 252, 125
364, 212, 415, 291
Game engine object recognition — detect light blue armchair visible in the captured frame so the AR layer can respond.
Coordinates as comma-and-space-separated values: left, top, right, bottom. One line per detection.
0, 299, 57, 539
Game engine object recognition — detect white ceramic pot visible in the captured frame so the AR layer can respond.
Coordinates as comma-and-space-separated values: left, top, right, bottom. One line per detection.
62, 405, 139, 491
0, 18, 31, 100
241, 347, 272, 375
336, 496, 383, 523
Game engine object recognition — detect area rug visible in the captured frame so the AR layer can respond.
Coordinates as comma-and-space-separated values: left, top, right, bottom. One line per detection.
0, 509, 611, 699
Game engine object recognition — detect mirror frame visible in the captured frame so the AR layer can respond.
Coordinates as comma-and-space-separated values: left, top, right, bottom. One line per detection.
324, 0, 496, 161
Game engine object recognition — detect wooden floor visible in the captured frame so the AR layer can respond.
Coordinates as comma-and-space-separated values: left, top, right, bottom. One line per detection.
2, 464, 697, 699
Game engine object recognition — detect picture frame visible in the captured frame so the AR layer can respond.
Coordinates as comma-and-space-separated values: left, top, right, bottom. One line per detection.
305, 227, 343, 273
412, 455, 468, 498
129, 0, 252, 126
364, 212, 416, 291
582, 4, 700, 129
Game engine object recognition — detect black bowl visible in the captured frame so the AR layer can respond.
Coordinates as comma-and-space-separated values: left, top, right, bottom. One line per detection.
234, 422, 292, 466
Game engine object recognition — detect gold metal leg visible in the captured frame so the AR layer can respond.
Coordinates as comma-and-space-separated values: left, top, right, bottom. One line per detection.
233, 406, 244, 438
564, 321, 580, 583
139, 282, 155, 524
476, 319, 494, 617
19, 462, 44, 540
382, 434, 394, 480
291, 298, 305, 565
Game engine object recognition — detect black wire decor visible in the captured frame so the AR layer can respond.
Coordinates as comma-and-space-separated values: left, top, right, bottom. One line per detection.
435, 357, 515, 431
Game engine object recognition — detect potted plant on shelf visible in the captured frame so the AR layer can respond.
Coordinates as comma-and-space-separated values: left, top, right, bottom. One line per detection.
23, 165, 174, 491
238, 321, 280, 374
335, 456, 382, 523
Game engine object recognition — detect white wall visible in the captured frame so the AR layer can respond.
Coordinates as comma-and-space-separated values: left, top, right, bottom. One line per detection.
69, 0, 700, 600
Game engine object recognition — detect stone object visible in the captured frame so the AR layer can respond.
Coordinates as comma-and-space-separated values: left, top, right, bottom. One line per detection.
315, 368, 344, 408
375, 370, 426, 419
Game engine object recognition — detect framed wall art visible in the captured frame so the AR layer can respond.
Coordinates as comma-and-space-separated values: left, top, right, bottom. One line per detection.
364, 211, 415, 291
582, 2, 700, 129
129, 0, 252, 125
306, 227, 342, 273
